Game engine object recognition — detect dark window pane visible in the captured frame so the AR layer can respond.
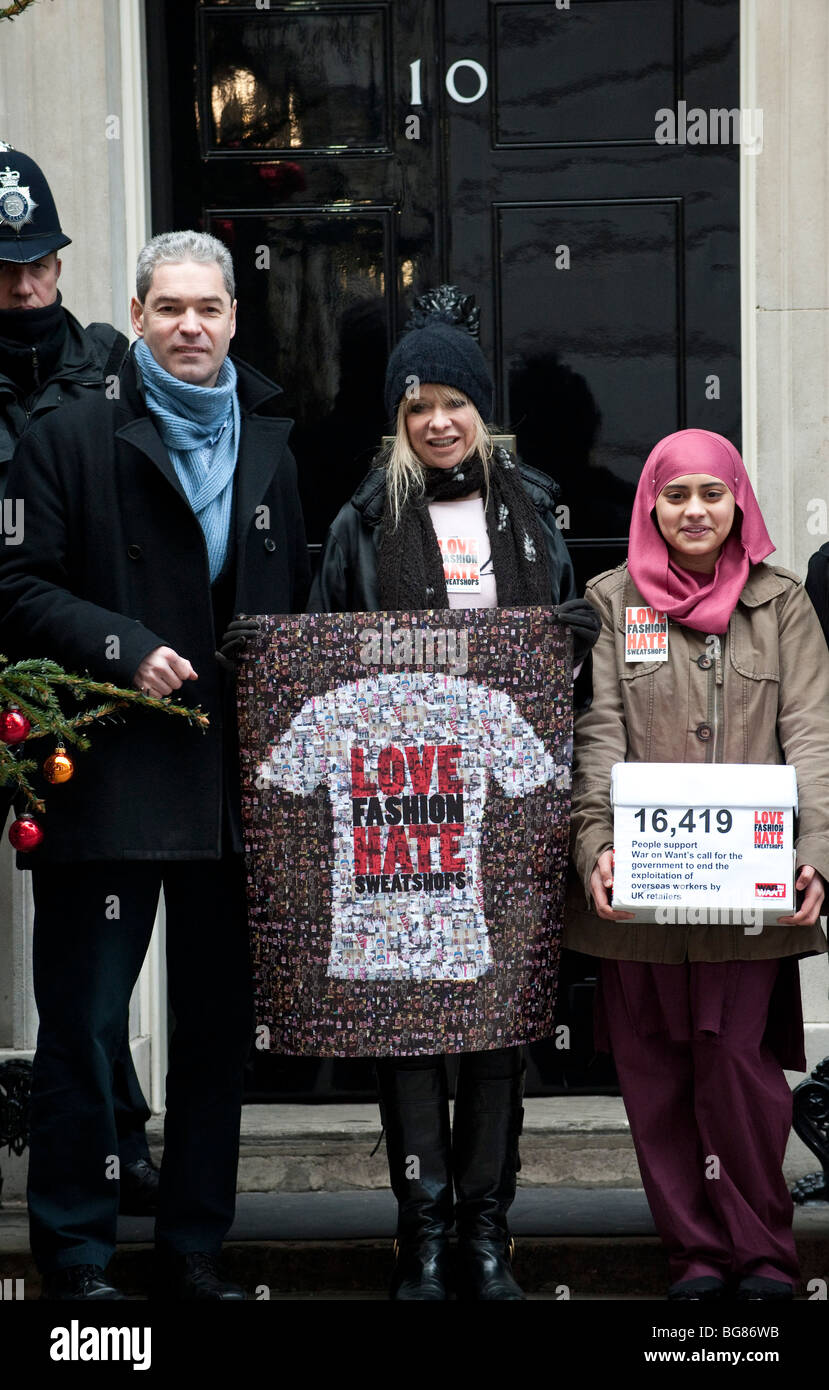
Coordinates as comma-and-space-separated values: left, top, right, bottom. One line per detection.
202, 8, 389, 152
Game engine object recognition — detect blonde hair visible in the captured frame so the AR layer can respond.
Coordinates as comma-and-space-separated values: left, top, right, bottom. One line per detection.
380, 384, 494, 528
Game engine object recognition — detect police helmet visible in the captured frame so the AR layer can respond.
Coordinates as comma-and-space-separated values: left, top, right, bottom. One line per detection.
0, 143, 71, 263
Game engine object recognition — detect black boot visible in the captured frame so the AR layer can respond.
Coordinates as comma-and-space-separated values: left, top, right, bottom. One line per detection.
735, 1276, 794, 1301
453, 1063, 526, 1301
153, 1248, 246, 1301
668, 1276, 727, 1301
376, 1059, 454, 1301
119, 1157, 160, 1216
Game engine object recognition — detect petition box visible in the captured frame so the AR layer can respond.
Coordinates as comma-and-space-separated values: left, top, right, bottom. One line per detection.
611, 763, 797, 922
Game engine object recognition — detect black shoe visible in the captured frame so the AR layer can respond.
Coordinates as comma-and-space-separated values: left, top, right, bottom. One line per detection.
376, 1059, 454, 1301
41, 1265, 126, 1301
154, 1250, 246, 1301
456, 1236, 525, 1301
118, 1157, 160, 1216
736, 1276, 794, 1301
390, 1236, 449, 1300
452, 1062, 527, 1300
668, 1276, 727, 1301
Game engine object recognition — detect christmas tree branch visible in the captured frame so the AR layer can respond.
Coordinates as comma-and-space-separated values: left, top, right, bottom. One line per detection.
0, 0, 47, 21
0, 654, 209, 821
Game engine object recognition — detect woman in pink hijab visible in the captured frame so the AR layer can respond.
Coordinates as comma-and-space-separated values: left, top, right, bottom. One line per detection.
567, 428, 829, 1301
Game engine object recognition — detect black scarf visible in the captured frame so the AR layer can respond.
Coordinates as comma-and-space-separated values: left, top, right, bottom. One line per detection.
377, 446, 552, 610
0, 292, 67, 392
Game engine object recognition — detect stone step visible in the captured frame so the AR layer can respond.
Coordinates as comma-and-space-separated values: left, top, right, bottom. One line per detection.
227, 1097, 821, 1195
1, 1096, 822, 1203
1, 1189, 828, 1299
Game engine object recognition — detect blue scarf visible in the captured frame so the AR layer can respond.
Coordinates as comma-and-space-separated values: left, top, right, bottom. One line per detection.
135, 339, 240, 582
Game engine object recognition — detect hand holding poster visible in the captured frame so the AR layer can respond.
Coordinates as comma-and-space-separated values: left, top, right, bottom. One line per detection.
237, 608, 572, 1056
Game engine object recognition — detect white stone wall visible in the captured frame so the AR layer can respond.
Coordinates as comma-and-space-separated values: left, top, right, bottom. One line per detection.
742, 0, 829, 1043
746, 0, 829, 577
0, 0, 158, 1099
0, 0, 148, 332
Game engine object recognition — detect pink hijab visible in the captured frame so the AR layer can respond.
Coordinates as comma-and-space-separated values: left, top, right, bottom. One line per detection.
627, 429, 774, 635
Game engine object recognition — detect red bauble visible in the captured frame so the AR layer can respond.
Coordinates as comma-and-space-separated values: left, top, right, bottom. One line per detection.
8, 814, 44, 852
0, 708, 31, 744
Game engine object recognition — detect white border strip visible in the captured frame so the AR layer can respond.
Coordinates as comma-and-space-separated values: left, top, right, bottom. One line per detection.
119, 0, 151, 314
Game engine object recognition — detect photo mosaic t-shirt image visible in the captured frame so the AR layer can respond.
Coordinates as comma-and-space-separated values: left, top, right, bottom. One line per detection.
238, 609, 572, 1055
259, 673, 567, 982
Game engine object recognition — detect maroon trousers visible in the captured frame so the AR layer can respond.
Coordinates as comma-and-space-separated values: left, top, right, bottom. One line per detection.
599, 957, 799, 1285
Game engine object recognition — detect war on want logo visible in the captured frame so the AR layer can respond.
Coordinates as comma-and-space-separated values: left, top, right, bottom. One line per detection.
755, 882, 787, 900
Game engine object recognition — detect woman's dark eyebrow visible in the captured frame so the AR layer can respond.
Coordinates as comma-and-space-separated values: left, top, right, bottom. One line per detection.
664, 482, 726, 491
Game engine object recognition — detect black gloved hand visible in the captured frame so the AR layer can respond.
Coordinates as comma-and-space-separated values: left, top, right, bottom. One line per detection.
552, 598, 602, 666
216, 617, 261, 673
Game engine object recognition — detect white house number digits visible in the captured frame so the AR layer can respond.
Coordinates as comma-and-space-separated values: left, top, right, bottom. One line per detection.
409, 58, 489, 106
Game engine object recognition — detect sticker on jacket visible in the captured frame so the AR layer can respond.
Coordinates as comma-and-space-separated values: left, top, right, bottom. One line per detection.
625, 605, 668, 662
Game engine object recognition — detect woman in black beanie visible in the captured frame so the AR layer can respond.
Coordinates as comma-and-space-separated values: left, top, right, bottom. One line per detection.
310, 288, 599, 1300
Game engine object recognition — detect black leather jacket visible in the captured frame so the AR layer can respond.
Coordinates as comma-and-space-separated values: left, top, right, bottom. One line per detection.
309, 458, 577, 612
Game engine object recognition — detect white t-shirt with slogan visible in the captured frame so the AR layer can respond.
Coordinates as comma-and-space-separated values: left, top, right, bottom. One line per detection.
428, 495, 497, 608
259, 672, 566, 982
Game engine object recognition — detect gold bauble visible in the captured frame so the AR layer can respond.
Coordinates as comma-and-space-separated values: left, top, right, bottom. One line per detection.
43, 746, 74, 784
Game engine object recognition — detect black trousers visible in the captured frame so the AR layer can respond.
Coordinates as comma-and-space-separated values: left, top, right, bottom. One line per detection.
376, 1046, 523, 1084
113, 1027, 152, 1166
27, 857, 253, 1273
3, 799, 152, 1165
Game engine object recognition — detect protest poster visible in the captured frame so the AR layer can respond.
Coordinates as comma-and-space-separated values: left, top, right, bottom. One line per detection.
237, 608, 572, 1056
611, 762, 797, 921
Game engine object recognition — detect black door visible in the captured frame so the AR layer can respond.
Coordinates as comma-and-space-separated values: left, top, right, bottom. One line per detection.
146, 0, 740, 1097
442, 0, 741, 589
146, 0, 443, 555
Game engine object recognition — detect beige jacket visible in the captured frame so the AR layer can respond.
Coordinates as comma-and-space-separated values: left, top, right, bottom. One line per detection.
566, 561, 829, 962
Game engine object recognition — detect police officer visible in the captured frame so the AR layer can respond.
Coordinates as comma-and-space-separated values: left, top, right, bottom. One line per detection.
0, 143, 159, 1218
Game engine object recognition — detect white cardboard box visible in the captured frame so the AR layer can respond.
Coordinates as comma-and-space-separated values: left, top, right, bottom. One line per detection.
611, 762, 797, 924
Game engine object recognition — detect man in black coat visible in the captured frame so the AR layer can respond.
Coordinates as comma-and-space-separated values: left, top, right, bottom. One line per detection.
0, 230, 310, 1300
0, 143, 160, 1218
